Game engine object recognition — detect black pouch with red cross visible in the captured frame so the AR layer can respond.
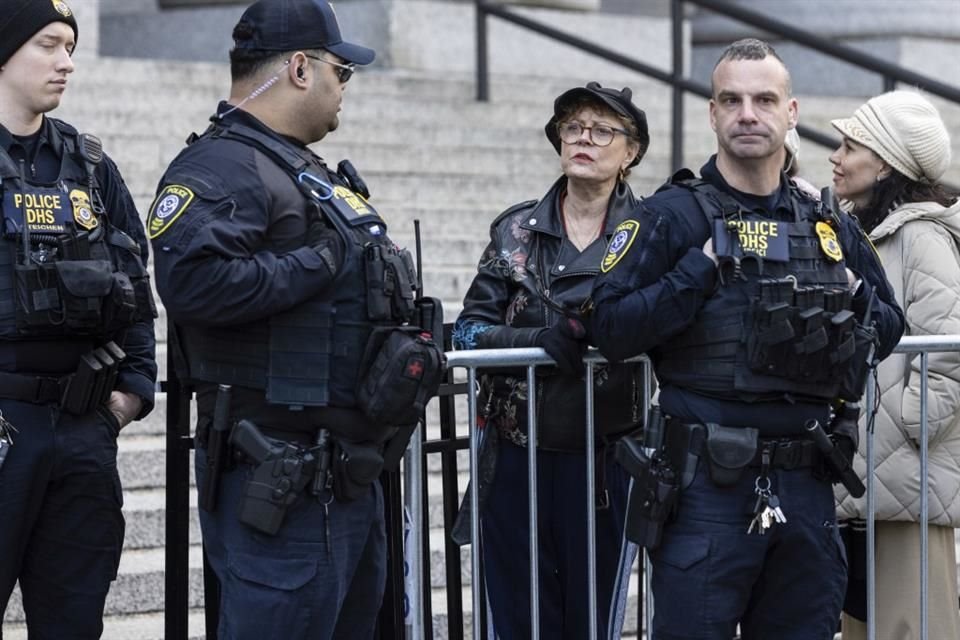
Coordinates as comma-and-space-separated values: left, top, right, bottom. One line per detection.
357, 326, 445, 427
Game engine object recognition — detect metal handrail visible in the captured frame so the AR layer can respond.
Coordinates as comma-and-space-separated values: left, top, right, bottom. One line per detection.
687, 0, 960, 103
475, 0, 960, 179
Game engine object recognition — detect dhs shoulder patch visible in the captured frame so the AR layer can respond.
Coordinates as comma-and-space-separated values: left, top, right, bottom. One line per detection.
147, 185, 195, 239
601, 219, 640, 273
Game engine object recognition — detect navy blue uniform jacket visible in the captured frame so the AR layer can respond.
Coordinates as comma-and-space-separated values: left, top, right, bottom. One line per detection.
589, 157, 904, 434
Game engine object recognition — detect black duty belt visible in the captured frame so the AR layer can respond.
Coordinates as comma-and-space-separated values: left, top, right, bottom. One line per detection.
676, 421, 821, 470
751, 438, 820, 470
0, 371, 68, 405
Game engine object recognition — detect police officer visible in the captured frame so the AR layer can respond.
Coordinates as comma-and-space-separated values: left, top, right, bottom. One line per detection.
148, 1, 429, 638
588, 39, 904, 638
0, 1, 158, 637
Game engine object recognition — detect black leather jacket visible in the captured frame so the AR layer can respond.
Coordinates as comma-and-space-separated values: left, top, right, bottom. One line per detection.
454, 177, 645, 451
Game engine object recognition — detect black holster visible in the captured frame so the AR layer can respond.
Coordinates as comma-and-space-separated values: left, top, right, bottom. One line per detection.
229, 419, 317, 535
615, 437, 679, 551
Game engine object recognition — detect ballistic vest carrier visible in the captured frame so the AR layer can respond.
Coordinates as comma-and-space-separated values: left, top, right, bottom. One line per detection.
173, 120, 418, 409
0, 119, 153, 342
656, 176, 857, 402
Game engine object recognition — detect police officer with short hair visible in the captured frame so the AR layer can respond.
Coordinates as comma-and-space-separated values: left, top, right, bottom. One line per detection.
589, 39, 904, 638
149, 1, 436, 637
0, 1, 158, 637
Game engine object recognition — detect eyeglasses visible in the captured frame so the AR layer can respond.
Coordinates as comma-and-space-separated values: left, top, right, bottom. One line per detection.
557, 121, 634, 147
303, 53, 356, 84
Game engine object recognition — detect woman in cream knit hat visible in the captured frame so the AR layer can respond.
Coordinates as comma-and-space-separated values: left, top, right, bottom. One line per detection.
831, 90, 960, 640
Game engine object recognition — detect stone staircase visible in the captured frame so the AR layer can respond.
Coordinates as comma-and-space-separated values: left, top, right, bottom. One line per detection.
4, 51, 960, 639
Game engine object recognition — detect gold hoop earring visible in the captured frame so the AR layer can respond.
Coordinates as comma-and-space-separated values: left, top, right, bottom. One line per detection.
618, 167, 626, 182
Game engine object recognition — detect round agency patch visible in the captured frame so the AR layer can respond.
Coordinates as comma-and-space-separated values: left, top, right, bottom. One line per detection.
147, 184, 195, 239
601, 219, 640, 273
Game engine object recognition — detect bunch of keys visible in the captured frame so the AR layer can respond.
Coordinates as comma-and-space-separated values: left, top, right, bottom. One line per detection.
0, 411, 19, 473
747, 475, 787, 535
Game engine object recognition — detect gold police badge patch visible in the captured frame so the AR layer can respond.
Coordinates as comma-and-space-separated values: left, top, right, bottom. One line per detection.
147, 185, 195, 239
69, 188, 97, 231
601, 219, 640, 273
815, 221, 843, 262
52, 0, 72, 18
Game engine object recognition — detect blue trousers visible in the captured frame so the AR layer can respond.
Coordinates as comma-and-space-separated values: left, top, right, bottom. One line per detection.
650, 462, 846, 639
0, 401, 125, 640
481, 441, 635, 640
196, 445, 386, 640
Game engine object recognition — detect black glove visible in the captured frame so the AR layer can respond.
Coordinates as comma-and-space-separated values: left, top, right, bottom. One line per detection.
537, 317, 587, 376
306, 218, 343, 277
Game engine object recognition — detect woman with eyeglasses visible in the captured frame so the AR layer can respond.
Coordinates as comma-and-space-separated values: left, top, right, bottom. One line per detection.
452, 82, 650, 639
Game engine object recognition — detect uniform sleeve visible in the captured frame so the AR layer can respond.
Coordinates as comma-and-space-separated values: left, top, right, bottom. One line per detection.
840, 213, 905, 360
98, 154, 157, 418
588, 202, 717, 362
452, 222, 543, 351
899, 224, 960, 443
150, 155, 338, 328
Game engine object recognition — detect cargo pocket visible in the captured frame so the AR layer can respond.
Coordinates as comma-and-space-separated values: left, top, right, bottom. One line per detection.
221, 551, 318, 635
650, 533, 709, 633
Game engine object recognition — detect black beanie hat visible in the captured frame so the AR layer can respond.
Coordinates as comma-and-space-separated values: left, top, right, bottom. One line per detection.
0, 0, 79, 67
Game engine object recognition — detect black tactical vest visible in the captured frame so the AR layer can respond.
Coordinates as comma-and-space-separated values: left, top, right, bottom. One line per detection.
656, 178, 855, 402
0, 120, 150, 341
174, 120, 417, 409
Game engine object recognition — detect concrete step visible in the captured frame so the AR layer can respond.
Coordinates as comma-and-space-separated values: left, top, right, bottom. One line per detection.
1, 609, 208, 640
3, 546, 205, 624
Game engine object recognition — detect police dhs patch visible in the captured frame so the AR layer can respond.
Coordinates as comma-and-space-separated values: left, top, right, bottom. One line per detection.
601, 219, 640, 273
815, 221, 843, 262
147, 184, 195, 239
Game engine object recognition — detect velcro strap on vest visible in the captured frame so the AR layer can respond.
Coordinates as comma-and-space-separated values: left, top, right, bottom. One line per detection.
0, 371, 67, 404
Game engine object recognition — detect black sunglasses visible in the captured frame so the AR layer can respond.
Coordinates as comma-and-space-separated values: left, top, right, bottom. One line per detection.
303, 53, 355, 83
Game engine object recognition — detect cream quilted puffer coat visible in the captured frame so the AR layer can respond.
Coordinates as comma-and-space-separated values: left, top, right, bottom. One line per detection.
836, 199, 960, 525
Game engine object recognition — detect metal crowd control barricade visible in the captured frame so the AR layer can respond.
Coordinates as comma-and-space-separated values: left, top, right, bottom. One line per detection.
417, 346, 651, 640
863, 335, 960, 640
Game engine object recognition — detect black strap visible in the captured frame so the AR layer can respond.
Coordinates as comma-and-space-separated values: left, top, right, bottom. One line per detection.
677, 420, 820, 470
0, 371, 66, 404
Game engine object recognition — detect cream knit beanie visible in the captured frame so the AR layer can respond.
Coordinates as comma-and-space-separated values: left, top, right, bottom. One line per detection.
831, 90, 951, 183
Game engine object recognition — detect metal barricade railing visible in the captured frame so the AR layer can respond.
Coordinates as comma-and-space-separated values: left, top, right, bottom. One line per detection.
164, 334, 960, 639
865, 335, 960, 640
407, 335, 960, 640
409, 347, 652, 640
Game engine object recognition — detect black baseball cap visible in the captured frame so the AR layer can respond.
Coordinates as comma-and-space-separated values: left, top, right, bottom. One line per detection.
233, 0, 375, 66
545, 82, 650, 167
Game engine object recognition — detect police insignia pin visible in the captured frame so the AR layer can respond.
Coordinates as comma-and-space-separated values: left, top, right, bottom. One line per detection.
52, 0, 72, 17
815, 221, 843, 262
69, 189, 98, 231
147, 184, 195, 239
601, 219, 640, 273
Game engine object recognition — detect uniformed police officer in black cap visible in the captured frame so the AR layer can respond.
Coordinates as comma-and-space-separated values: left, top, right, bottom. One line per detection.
588, 39, 904, 638
149, 1, 436, 637
0, 1, 158, 637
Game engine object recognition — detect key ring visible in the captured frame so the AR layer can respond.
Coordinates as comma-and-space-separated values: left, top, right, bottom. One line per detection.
754, 475, 771, 493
